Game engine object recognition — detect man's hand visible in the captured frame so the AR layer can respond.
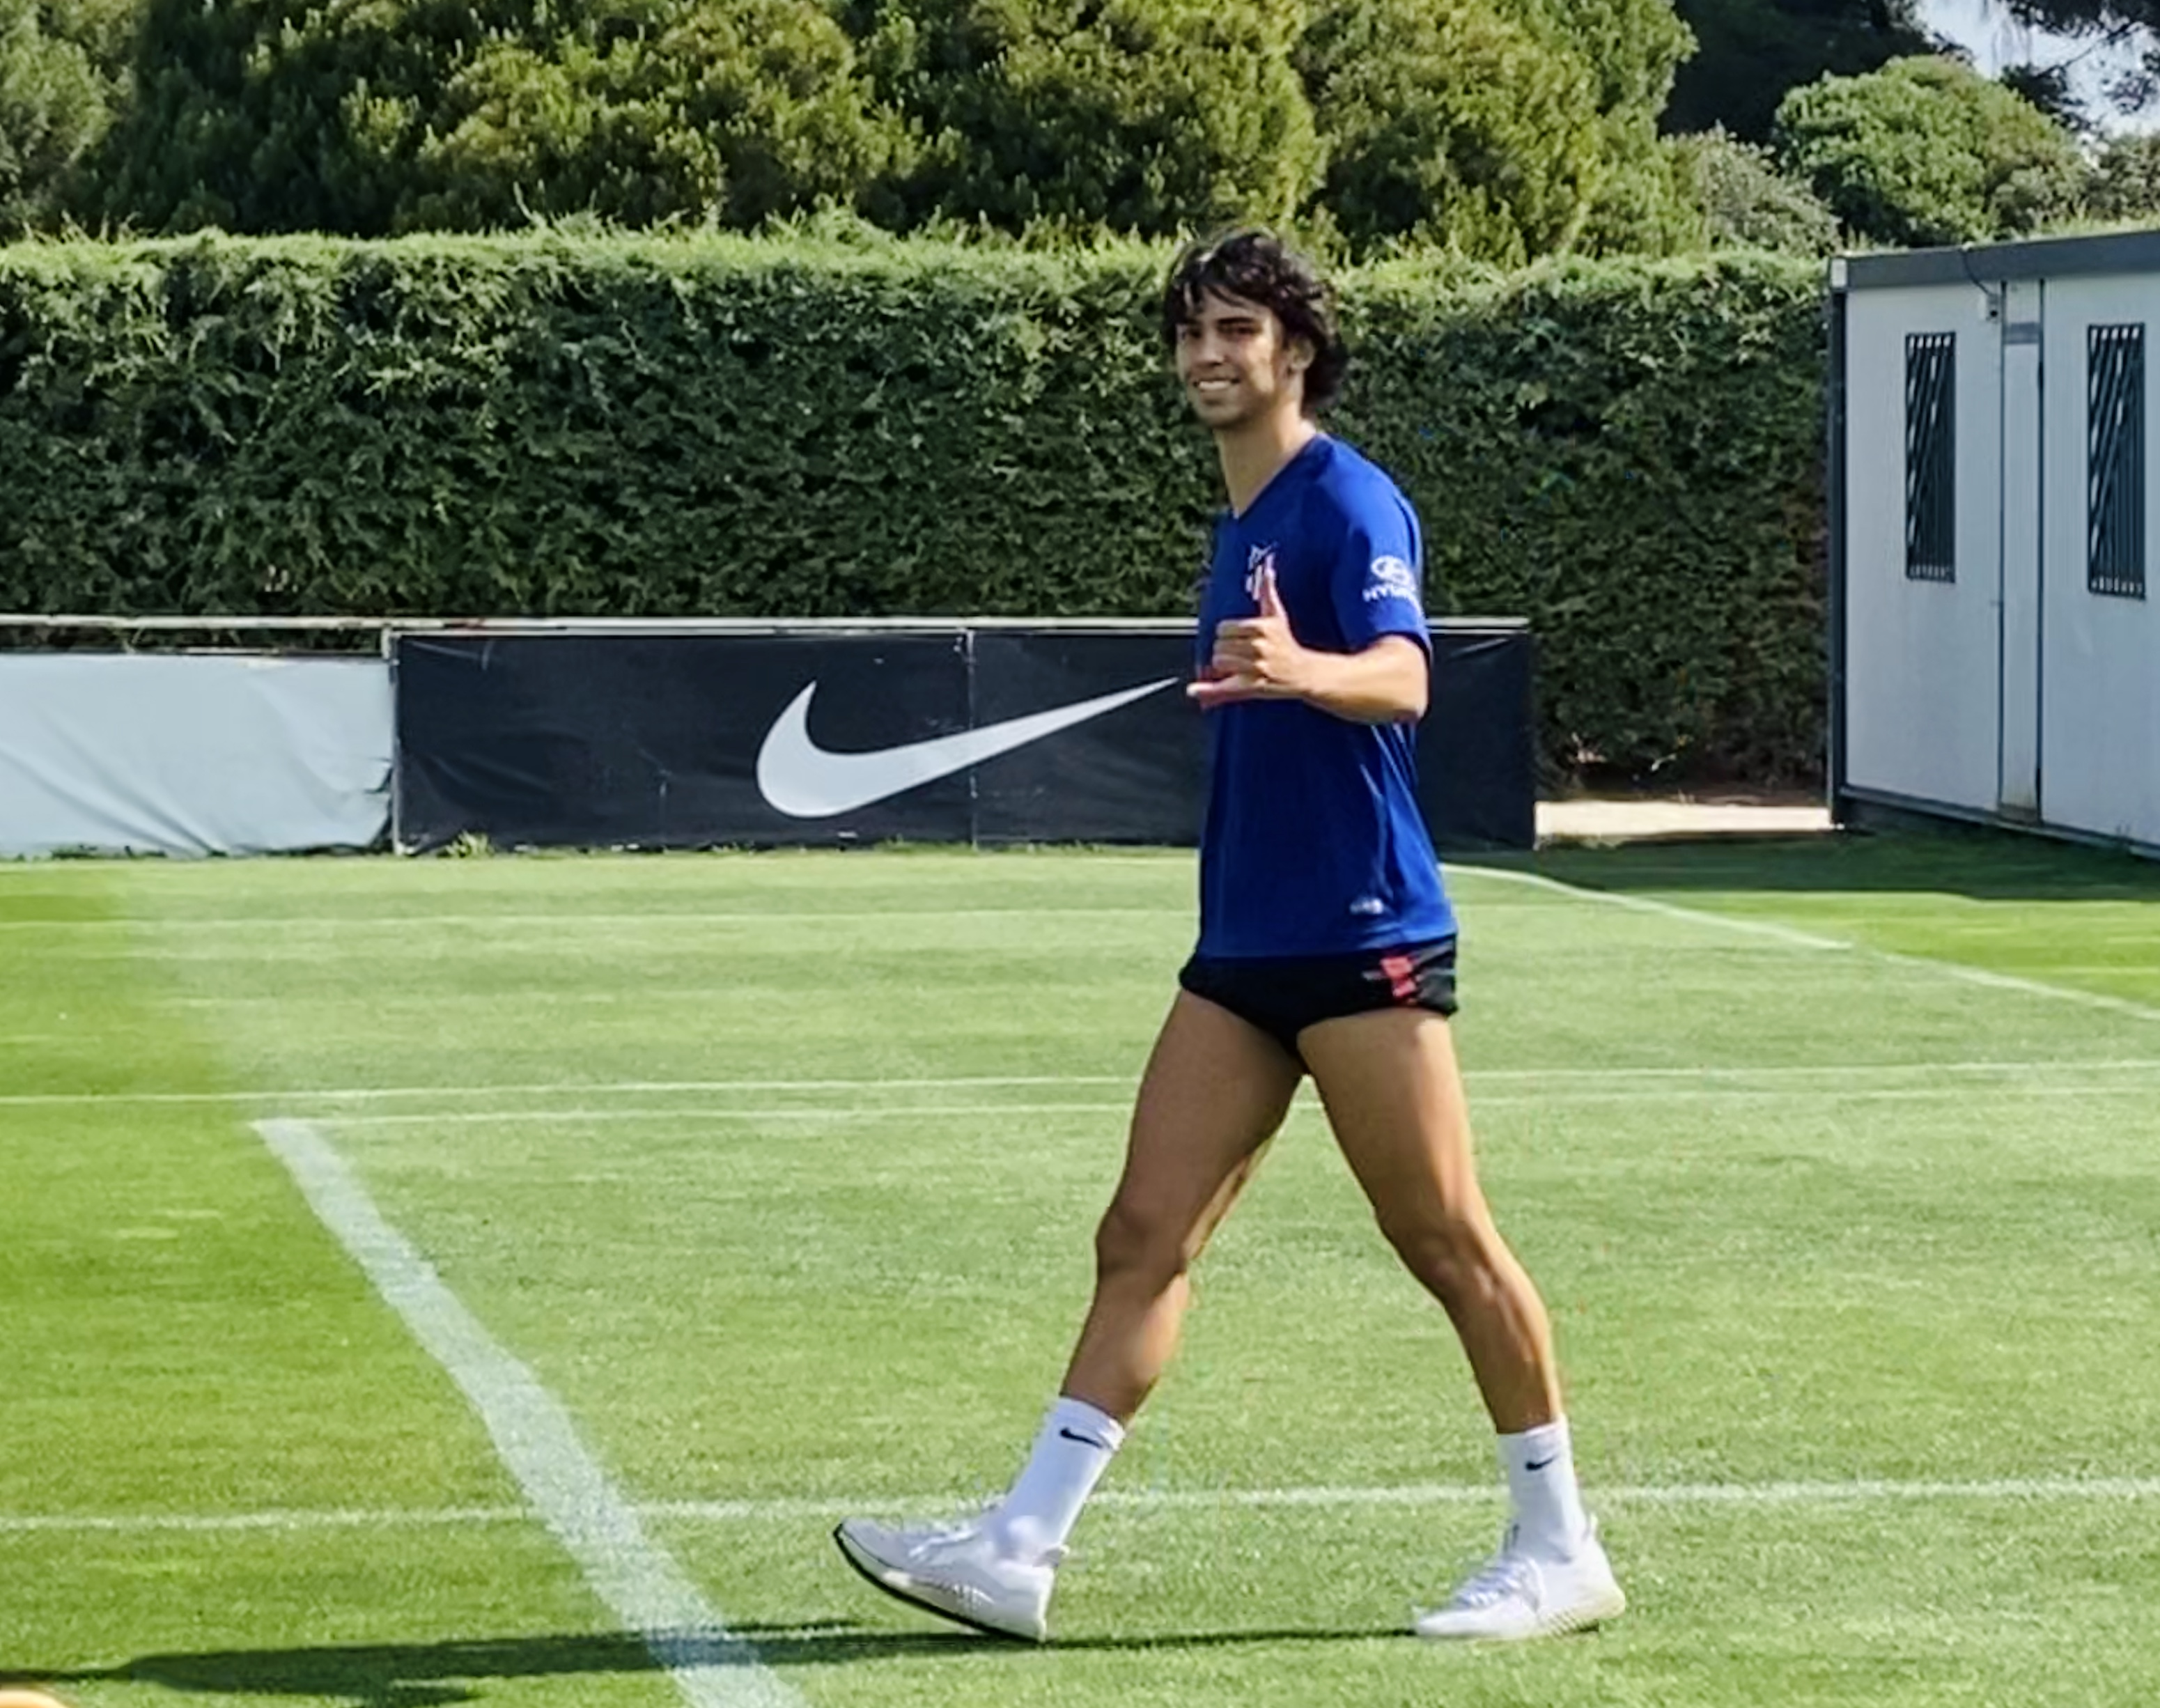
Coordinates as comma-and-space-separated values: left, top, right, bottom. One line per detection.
1189, 567, 1311, 708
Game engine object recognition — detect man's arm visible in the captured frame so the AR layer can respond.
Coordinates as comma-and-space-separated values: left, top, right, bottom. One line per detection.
1277, 634, 1428, 723
1189, 566, 1427, 722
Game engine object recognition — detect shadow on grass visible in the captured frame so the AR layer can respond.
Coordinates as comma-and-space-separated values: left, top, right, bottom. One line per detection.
1475, 822, 2160, 903
22, 1620, 1397, 1705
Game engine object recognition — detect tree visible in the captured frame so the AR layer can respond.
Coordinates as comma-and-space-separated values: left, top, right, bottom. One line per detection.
851, 0, 1322, 236
1504, 0, 1696, 121
1576, 132, 1709, 256
0, 0, 131, 234
98, 0, 898, 235
1499, 0, 1707, 254
414, 1, 901, 231
1979, 1, 2160, 121
1293, 0, 1604, 262
2087, 129, 2160, 220
1995, 59, 2088, 136
1665, 0, 1932, 141
1774, 55, 2086, 247
1672, 125, 1840, 251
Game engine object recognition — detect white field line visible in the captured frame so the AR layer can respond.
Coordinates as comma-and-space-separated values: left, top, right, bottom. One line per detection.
1461, 865, 2160, 1025
252, 1119, 800, 1708
0, 1505, 535, 1534
0, 907, 1186, 932
0, 896, 1563, 935
321, 1103, 1142, 1127
0, 1075, 1132, 1108
10, 1475, 2159, 1537
661, 1477, 2160, 1518
11, 1059, 2160, 1110
301, 1080, 2160, 1129
0, 1075, 1131, 1114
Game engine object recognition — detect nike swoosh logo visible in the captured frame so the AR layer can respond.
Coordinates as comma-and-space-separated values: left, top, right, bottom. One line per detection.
1525, 1457, 1558, 1473
756, 676, 1179, 819
1057, 1428, 1112, 1451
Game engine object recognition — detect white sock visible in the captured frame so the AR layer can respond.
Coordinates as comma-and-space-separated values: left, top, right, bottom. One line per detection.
1498, 1418, 1592, 1558
988, 1396, 1126, 1562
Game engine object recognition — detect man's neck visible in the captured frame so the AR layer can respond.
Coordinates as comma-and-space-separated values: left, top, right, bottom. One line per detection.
1216, 410, 1319, 517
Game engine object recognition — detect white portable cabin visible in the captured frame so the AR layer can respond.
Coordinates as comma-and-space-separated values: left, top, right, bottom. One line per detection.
1831, 231, 2160, 857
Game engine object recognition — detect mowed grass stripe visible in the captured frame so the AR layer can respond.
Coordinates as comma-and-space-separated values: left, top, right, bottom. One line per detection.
1468, 864, 2160, 1023
1517, 833, 2160, 1011
0, 866, 759, 1706
13, 840, 2157, 1708
12, 1056, 2160, 1107
0, 869, 525, 1518
296, 1079, 2160, 1129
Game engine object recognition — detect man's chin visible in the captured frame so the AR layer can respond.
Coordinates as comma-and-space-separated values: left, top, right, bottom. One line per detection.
1188, 396, 1254, 429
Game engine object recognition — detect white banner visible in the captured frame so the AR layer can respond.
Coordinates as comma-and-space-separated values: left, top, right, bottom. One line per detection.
0, 654, 391, 857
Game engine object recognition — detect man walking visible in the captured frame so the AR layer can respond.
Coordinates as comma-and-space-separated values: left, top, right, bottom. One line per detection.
835, 228, 1623, 1645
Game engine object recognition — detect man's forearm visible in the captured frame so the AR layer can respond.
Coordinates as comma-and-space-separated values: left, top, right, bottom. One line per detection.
1295, 637, 1429, 723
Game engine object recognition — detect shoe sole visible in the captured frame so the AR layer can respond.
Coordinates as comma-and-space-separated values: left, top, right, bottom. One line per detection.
1415, 1585, 1626, 1642
830, 1523, 1047, 1643
1538, 1586, 1626, 1638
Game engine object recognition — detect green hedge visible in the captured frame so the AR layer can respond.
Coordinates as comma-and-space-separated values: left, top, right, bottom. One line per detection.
1342, 252, 1828, 784
0, 230, 1826, 782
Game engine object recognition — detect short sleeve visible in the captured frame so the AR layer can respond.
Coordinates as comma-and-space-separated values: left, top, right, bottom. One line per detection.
1330, 486, 1428, 653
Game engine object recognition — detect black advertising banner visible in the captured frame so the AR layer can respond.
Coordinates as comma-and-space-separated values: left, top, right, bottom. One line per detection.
1420, 626, 1538, 852
969, 629, 1203, 846
394, 630, 972, 850
392, 623, 1535, 853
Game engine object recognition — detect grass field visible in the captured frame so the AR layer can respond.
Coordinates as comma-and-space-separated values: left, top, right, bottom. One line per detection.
5, 830, 2160, 1707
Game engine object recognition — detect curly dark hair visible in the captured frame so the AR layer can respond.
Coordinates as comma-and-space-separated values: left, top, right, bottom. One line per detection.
1159, 228, 1346, 417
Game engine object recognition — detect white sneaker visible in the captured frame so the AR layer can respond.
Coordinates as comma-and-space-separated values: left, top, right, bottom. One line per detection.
833, 1516, 1059, 1641
1413, 1521, 1625, 1641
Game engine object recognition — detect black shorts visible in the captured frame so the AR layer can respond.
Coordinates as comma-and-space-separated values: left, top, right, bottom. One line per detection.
1176, 938, 1459, 1058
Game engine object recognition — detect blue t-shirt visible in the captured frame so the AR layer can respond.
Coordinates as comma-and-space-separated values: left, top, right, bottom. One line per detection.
1194, 435, 1456, 958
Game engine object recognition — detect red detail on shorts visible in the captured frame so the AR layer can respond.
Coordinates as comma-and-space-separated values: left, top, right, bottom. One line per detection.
1379, 953, 1417, 1002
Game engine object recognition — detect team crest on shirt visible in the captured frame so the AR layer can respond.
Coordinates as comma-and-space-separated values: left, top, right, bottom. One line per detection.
1245, 544, 1277, 603
1363, 554, 1421, 607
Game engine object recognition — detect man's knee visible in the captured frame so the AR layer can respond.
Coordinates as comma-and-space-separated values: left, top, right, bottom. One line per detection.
1374, 1204, 1499, 1307
1094, 1192, 1196, 1287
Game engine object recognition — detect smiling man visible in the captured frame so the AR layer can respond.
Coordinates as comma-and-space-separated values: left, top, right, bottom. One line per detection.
834, 228, 1623, 1645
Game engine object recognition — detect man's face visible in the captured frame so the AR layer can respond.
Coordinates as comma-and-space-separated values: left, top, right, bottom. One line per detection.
1173, 290, 1310, 430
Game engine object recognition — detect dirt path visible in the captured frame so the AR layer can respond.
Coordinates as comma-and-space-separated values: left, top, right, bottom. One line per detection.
1535, 795, 1832, 844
